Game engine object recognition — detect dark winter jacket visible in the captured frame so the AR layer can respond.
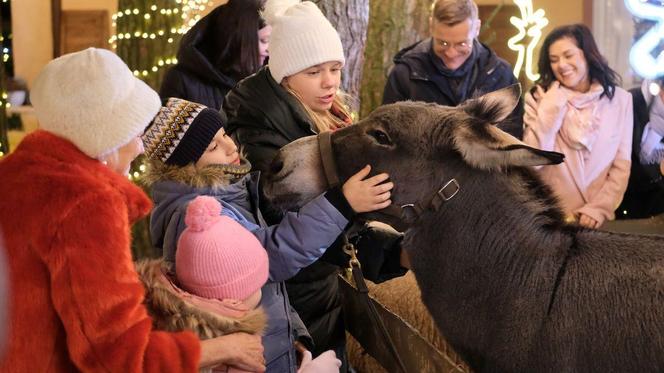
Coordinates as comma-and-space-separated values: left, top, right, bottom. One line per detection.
144, 161, 353, 373
616, 87, 664, 219
224, 67, 317, 174
383, 38, 524, 138
159, 5, 237, 109
223, 67, 408, 361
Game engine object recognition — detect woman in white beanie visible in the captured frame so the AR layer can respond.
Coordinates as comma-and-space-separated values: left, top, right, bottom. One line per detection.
0, 48, 265, 373
224, 1, 410, 371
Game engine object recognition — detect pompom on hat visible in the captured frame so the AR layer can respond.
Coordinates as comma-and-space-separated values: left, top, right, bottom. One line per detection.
31, 48, 161, 158
176, 196, 269, 301
262, 0, 345, 83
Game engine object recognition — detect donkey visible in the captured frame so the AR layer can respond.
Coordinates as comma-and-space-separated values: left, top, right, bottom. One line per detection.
262, 86, 664, 373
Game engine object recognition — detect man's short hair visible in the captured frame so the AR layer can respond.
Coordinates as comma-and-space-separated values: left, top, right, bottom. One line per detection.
431, 0, 479, 25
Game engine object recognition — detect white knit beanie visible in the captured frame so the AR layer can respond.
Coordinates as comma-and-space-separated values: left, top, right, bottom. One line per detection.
262, 0, 345, 83
31, 48, 161, 158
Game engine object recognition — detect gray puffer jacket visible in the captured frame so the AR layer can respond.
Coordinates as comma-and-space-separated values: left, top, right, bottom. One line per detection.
143, 161, 353, 373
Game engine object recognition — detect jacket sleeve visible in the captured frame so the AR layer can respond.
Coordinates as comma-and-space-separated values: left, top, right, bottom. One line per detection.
159, 67, 188, 102
522, 91, 567, 152
577, 95, 634, 222
318, 222, 408, 283
251, 192, 350, 282
382, 64, 409, 105
161, 206, 188, 264
43, 193, 201, 373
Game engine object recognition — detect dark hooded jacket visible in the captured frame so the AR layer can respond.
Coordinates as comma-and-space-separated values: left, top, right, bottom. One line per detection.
616, 87, 664, 219
223, 67, 408, 364
383, 38, 524, 139
159, 5, 238, 109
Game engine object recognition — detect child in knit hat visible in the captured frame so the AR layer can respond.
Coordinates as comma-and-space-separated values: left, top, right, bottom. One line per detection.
142, 97, 392, 373
175, 195, 341, 373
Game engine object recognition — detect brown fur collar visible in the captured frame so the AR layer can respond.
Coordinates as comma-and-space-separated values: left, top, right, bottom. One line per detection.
141, 158, 252, 191
135, 259, 266, 339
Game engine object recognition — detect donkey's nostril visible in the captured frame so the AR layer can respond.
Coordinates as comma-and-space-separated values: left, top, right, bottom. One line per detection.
270, 157, 284, 176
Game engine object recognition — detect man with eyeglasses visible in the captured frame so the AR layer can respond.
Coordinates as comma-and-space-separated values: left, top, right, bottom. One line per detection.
382, 0, 523, 138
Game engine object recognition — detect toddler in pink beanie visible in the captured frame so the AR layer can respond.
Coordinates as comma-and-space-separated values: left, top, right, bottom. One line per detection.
177, 196, 341, 373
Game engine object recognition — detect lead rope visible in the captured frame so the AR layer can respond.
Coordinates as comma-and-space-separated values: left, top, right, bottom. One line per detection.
342, 233, 409, 373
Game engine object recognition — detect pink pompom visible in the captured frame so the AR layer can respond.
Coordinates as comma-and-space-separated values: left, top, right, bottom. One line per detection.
185, 196, 222, 232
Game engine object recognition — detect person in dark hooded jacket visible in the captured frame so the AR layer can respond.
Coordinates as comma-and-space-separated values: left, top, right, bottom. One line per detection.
159, 0, 269, 109
382, 0, 523, 138
616, 78, 664, 219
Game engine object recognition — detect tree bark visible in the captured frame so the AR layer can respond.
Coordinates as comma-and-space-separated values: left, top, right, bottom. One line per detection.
360, 0, 430, 118
314, 0, 369, 113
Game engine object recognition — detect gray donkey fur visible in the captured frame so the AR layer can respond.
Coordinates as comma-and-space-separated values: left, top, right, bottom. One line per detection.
263, 86, 664, 372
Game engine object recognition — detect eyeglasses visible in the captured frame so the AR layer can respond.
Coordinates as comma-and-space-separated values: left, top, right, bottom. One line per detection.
435, 39, 473, 53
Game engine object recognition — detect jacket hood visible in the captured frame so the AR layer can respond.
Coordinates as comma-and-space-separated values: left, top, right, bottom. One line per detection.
142, 158, 252, 190
393, 38, 502, 79
175, 6, 236, 88
136, 259, 266, 339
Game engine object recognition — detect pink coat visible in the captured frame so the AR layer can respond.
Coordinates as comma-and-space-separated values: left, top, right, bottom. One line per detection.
523, 85, 633, 223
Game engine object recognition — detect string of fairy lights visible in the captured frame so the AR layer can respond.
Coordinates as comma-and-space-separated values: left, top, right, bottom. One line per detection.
113, 0, 214, 89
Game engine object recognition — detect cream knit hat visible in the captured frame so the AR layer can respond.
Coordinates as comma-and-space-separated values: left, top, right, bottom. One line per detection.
31, 48, 161, 158
262, 0, 345, 83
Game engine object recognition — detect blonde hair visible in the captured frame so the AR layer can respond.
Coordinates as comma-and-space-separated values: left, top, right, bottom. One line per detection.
284, 86, 353, 133
431, 0, 478, 25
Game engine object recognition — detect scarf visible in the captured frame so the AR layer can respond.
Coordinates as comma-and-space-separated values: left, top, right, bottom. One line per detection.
429, 39, 480, 102
559, 82, 604, 151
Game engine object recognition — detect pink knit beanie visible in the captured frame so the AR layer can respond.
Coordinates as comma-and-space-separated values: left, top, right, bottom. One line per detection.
176, 196, 269, 301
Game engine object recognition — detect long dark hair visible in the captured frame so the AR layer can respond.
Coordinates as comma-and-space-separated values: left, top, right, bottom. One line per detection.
535, 24, 621, 99
203, 0, 266, 81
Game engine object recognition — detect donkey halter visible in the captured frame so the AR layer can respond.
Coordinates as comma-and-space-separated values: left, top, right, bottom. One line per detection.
317, 131, 461, 230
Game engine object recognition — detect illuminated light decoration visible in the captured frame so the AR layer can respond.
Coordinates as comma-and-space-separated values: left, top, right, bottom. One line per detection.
507, 0, 549, 81
625, 0, 664, 79
650, 81, 662, 96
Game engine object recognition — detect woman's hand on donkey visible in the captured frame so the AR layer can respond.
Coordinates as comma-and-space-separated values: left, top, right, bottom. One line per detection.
342, 165, 394, 213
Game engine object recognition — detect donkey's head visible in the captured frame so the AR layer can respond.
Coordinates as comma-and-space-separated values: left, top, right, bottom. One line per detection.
263, 85, 563, 226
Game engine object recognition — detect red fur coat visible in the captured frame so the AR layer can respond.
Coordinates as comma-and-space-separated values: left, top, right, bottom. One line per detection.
0, 130, 200, 372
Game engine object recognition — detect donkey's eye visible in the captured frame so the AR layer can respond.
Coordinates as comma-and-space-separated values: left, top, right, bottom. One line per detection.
368, 129, 392, 146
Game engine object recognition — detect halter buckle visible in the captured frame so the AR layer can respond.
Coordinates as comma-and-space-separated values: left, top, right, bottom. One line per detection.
437, 178, 460, 201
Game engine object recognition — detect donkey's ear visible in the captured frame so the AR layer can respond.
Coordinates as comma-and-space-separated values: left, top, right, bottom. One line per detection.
463, 84, 521, 124
453, 123, 564, 170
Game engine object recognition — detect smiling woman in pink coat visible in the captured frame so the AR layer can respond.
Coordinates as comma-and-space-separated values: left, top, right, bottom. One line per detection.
523, 24, 633, 229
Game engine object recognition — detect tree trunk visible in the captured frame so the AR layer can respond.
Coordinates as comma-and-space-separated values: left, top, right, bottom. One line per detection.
314, 0, 369, 113
360, 0, 430, 118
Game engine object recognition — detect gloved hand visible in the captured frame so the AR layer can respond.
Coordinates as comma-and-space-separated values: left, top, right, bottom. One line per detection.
351, 221, 407, 283
297, 350, 341, 373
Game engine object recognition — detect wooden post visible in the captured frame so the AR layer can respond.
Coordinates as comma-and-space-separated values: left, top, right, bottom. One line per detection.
313, 0, 370, 113
359, 0, 430, 118
52, 0, 61, 58
583, 0, 593, 29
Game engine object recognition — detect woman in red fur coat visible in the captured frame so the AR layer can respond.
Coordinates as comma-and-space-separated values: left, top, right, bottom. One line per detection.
0, 48, 265, 373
